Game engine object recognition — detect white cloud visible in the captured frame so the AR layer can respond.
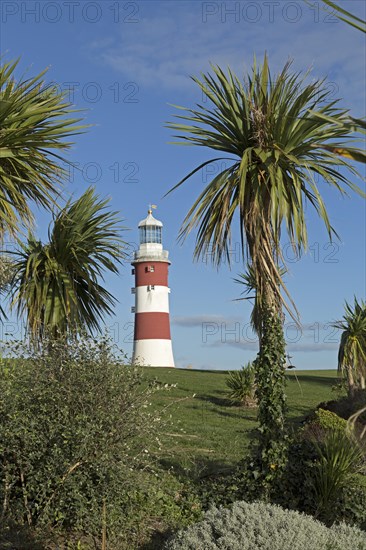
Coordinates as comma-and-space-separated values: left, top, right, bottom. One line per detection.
209, 339, 258, 351
173, 314, 242, 326
207, 338, 337, 353
287, 342, 338, 352
87, 0, 365, 111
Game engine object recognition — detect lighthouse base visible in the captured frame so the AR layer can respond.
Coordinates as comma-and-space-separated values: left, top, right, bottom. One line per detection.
132, 339, 175, 367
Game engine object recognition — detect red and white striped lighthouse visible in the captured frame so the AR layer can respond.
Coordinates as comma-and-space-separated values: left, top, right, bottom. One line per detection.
131, 208, 175, 367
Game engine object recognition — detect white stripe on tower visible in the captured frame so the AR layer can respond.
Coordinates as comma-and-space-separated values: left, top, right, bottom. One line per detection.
134, 285, 170, 313
131, 209, 175, 368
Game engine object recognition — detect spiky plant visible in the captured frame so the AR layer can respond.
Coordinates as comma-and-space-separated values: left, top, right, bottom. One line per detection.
333, 297, 366, 397
0, 58, 85, 239
313, 430, 364, 523
10, 188, 126, 343
226, 362, 256, 406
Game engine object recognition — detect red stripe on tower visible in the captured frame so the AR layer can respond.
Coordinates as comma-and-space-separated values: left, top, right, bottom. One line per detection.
131, 208, 175, 367
134, 312, 171, 340
134, 261, 169, 287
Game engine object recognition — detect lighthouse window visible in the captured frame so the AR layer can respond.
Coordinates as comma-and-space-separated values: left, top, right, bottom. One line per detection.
139, 225, 162, 244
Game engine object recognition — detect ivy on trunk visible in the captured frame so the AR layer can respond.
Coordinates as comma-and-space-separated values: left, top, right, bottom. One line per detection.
253, 302, 287, 490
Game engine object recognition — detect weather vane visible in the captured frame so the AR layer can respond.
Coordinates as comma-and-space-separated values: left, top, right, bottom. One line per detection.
148, 204, 157, 214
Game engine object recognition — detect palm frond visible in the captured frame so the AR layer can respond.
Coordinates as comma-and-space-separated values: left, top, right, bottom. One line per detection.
316, 1, 366, 33
234, 264, 288, 335
0, 58, 88, 239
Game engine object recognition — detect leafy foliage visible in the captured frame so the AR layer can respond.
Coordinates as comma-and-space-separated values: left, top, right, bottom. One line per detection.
337, 476, 366, 530
314, 408, 349, 433
272, 435, 318, 514
252, 304, 287, 488
0, 337, 201, 548
163, 500, 366, 549
225, 362, 256, 406
10, 188, 126, 342
0, 58, 86, 239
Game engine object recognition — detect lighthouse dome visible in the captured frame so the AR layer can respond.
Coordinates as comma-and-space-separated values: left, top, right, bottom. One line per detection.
138, 210, 163, 228
138, 210, 163, 245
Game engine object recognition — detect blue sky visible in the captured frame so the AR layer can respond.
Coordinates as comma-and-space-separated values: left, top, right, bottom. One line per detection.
1, 0, 365, 369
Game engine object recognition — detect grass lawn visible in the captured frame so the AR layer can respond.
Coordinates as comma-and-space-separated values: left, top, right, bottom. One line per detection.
144, 368, 341, 476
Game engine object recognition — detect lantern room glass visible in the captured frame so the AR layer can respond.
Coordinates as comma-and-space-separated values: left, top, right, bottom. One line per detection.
139, 225, 162, 244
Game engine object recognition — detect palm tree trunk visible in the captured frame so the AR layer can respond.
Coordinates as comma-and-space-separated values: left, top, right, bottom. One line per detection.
254, 300, 287, 490
246, 201, 288, 490
347, 366, 356, 398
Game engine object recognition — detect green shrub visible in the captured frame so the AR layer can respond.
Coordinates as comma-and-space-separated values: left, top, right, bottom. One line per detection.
301, 409, 349, 443
317, 394, 366, 426
163, 500, 366, 550
225, 362, 256, 406
315, 408, 349, 432
0, 337, 201, 548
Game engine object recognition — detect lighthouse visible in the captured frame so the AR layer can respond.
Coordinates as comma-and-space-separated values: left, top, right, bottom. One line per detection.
131, 208, 175, 367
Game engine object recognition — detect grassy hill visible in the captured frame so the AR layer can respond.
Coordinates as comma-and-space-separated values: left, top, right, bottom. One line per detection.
144, 368, 341, 476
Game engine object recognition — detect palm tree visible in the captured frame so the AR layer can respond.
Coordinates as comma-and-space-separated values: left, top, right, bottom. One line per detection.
166, 56, 365, 484
10, 188, 126, 343
333, 298, 366, 397
0, 58, 85, 240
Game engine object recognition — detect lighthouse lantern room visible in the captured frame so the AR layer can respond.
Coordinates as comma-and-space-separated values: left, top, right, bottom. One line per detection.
131, 209, 175, 367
